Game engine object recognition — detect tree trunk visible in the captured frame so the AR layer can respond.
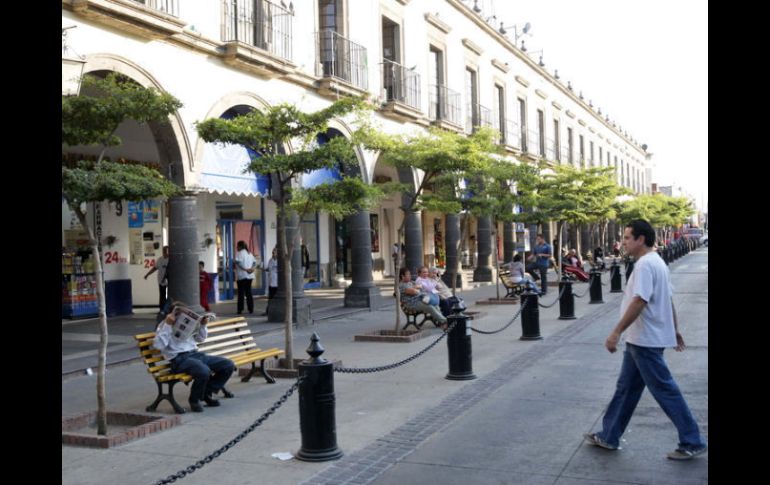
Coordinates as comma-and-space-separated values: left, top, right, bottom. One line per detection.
277, 199, 294, 368
393, 227, 404, 333
556, 221, 565, 275
74, 206, 108, 436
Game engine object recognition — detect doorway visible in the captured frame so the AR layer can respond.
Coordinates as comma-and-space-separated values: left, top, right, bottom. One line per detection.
217, 219, 265, 299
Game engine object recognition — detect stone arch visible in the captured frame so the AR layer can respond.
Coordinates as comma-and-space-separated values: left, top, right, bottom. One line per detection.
326, 119, 368, 183
80, 53, 193, 187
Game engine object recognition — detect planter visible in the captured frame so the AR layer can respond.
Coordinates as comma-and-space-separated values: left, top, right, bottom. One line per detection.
353, 328, 429, 343
62, 411, 180, 448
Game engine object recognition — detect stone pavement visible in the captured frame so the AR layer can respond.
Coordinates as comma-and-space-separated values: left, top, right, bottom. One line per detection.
62, 251, 707, 484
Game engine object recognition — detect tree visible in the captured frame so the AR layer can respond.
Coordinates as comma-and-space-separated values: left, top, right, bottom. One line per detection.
361, 126, 495, 332
62, 73, 183, 435
196, 98, 382, 367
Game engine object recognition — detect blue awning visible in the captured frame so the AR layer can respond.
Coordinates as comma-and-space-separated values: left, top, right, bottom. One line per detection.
199, 142, 270, 197
301, 166, 342, 188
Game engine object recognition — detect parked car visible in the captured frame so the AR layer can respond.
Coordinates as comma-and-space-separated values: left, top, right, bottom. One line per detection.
700, 232, 708, 246
683, 227, 704, 241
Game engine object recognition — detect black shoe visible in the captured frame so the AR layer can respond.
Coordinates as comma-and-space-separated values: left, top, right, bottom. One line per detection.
203, 395, 220, 407
189, 401, 204, 412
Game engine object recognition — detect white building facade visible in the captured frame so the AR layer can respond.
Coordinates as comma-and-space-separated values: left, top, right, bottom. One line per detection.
62, 0, 649, 316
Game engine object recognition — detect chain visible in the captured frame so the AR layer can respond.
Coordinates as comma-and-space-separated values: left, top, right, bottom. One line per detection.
334, 319, 459, 374
151, 377, 304, 485
538, 285, 568, 308
573, 283, 591, 298
471, 297, 530, 334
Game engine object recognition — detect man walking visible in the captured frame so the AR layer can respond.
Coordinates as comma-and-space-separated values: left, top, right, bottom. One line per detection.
533, 234, 552, 295
583, 220, 707, 460
144, 245, 170, 310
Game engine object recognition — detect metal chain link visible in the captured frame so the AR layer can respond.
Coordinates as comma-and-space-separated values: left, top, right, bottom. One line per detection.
334, 319, 459, 374
470, 297, 530, 334
538, 285, 568, 308
151, 376, 304, 485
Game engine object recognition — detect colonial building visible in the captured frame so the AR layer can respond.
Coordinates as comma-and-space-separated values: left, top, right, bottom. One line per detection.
62, 0, 649, 320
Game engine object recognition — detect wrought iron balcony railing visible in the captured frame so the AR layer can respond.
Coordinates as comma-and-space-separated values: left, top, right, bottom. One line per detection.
428, 84, 462, 126
224, 0, 293, 61
130, 0, 180, 17
316, 30, 368, 90
381, 59, 420, 110
465, 102, 492, 133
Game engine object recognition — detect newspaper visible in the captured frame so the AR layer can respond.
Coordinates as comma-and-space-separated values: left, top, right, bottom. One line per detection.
171, 306, 216, 340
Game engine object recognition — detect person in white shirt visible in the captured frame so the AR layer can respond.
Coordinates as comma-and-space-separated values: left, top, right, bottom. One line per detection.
262, 247, 279, 316
153, 302, 235, 412
234, 240, 257, 314
144, 245, 169, 310
583, 220, 707, 460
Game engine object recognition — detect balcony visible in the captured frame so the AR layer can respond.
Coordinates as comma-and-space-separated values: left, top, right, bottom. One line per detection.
67, 0, 186, 38
315, 30, 369, 96
129, 0, 178, 16
492, 117, 521, 152
465, 102, 492, 134
222, 0, 296, 78
428, 84, 462, 131
380, 59, 422, 121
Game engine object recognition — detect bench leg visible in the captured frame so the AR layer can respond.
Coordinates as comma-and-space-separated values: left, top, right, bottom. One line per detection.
261, 359, 276, 384
147, 381, 187, 414
402, 313, 417, 331
416, 314, 426, 330
241, 362, 259, 383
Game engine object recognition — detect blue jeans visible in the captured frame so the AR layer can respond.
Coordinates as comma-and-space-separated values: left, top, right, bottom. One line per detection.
171, 351, 235, 403
596, 343, 705, 450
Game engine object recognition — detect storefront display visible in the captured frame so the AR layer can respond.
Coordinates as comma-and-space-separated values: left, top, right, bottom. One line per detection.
62, 250, 98, 318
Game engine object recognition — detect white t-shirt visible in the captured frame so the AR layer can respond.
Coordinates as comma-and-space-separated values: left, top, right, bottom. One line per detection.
235, 249, 256, 280
621, 251, 677, 348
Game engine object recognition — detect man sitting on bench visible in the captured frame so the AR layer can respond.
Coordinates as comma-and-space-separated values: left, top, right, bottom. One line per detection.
399, 268, 447, 326
153, 302, 235, 412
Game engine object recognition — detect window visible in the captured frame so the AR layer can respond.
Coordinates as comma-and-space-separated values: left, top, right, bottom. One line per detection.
579, 135, 585, 168
567, 127, 573, 164
598, 147, 603, 167
319, 0, 341, 33
553, 119, 561, 162
466, 68, 478, 131
428, 46, 445, 119
537, 109, 545, 157
494, 85, 506, 143
518, 98, 527, 152
589, 140, 594, 166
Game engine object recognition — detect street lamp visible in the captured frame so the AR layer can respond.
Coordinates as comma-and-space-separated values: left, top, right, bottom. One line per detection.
499, 21, 532, 46
62, 26, 86, 96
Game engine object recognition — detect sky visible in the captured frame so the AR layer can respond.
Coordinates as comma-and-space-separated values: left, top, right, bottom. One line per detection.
482, 0, 708, 211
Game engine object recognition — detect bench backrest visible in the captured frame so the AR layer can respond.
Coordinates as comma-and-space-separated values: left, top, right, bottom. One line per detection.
499, 272, 518, 288
134, 316, 255, 380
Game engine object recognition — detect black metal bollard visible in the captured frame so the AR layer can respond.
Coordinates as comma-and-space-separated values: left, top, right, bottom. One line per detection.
445, 303, 476, 380
520, 285, 543, 340
589, 269, 604, 304
558, 275, 576, 320
296, 333, 344, 462
610, 259, 623, 293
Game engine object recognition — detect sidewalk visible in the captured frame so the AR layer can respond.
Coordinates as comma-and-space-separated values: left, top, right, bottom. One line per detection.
62, 252, 706, 484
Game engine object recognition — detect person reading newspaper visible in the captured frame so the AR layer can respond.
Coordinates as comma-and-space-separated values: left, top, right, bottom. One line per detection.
153, 302, 235, 412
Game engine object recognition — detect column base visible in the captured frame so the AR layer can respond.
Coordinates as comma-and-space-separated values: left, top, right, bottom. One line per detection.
268, 296, 312, 326
344, 285, 382, 308
473, 266, 493, 282
441, 272, 463, 288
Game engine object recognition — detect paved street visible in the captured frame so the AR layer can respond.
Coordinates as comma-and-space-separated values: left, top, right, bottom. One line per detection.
62, 249, 707, 485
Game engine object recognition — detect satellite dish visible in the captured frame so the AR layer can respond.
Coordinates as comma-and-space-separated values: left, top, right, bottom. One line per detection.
523, 22, 531, 34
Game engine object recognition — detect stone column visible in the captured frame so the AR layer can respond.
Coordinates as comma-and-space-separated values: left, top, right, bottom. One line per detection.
344, 209, 381, 308
503, 221, 515, 263
270, 211, 312, 325
404, 208, 423, 275
168, 195, 202, 312
442, 213, 462, 288
473, 216, 492, 282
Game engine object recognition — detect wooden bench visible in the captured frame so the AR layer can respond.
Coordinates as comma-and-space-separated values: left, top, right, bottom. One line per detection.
400, 300, 443, 331
498, 271, 526, 298
134, 316, 284, 414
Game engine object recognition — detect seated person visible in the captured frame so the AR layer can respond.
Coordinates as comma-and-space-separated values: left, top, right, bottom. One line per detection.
562, 249, 590, 282
414, 266, 441, 307
428, 267, 465, 316
398, 268, 447, 325
153, 302, 235, 412
503, 253, 536, 284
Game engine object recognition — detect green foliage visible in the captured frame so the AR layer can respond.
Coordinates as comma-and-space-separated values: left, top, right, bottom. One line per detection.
62, 161, 181, 207
618, 193, 695, 227
289, 177, 385, 220
62, 73, 183, 147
